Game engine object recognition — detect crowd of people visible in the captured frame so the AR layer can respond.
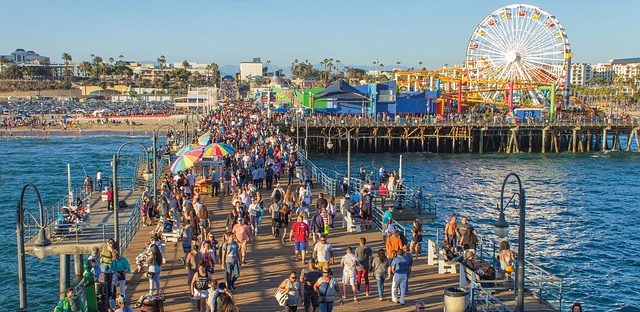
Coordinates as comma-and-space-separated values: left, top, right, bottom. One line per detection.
53, 99, 585, 312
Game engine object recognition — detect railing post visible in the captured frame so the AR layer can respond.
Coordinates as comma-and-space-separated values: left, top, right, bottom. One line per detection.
558, 280, 563, 312
538, 269, 543, 302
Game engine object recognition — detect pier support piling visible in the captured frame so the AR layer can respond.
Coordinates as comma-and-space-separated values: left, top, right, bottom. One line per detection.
60, 254, 70, 299
479, 128, 485, 154
542, 127, 548, 153
74, 253, 83, 278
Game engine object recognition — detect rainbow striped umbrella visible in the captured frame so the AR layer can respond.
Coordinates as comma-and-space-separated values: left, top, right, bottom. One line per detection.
202, 143, 236, 158
170, 149, 203, 174
198, 132, 212, 146
176, 144, 203, 157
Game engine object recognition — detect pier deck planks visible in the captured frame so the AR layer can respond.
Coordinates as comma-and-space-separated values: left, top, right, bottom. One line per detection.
124, 181, 555, 311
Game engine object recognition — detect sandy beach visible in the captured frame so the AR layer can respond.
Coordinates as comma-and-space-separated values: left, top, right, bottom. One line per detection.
1, 114, 189, 138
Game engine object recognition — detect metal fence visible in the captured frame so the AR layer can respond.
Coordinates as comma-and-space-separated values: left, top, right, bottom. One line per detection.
297, 146, 563, 311
475, 237, 564, 311
53, 156, 166, 311
297, 117, 640, 128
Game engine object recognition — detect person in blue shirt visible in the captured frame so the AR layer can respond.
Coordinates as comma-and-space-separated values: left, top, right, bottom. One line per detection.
110, 250, 132, 297
381, 206, 394, 242
390, 249, 410, 305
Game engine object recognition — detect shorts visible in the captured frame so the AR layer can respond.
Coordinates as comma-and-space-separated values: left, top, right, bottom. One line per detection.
342, 273, 356, 286
315, 261, 329, 271
183, 245, 192, 254
294, 241, 307, 252
193, 288, 208, 299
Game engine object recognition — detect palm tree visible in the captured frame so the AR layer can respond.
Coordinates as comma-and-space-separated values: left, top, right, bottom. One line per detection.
418, 61, 423, 69
396, 61, 401, 69
62, 53, 72, 65
157, 55, 166, 69
0, 58, 8, 73
182, 60, 190, 69
210, 63, 220, 87
61, 53, 72, 81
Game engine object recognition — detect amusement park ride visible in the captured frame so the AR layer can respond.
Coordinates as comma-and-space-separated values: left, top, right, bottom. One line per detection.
395, 4, 572, 120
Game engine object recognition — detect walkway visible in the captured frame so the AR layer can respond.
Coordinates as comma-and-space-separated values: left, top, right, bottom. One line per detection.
123, 183, 555, 311
25, 188, 143, 256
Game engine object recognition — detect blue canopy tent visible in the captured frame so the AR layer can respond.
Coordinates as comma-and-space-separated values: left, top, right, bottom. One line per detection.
313, 80, 372, 115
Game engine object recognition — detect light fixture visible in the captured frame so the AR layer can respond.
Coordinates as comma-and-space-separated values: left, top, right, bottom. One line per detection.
326, 140, 334, 149
494, 210, 509, 238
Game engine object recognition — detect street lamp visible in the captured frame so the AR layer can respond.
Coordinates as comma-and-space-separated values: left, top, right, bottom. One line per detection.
493, 172, 526, 312
16, 183, 52, 311
152, 125, 178, 207
112, 142, 151, 248
326, 125, 335, 150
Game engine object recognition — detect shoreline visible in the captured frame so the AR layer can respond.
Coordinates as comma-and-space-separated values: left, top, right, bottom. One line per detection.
0, 128, 159, 138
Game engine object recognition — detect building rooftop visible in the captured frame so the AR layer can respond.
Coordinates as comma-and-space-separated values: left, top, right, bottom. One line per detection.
610, 57, 640, 65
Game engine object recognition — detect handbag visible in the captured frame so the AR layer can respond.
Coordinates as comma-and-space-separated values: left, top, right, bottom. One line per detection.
274, 289, 288, 307
505, 264, 514, 273
323, 224, 331, 235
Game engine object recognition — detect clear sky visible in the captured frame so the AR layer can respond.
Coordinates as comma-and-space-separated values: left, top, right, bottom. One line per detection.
2, 0, 638, 68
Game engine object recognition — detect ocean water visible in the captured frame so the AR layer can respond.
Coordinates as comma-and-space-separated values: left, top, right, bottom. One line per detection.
2, 136, 638, 311
0, 136, 153, 311
310, 152, 640, 311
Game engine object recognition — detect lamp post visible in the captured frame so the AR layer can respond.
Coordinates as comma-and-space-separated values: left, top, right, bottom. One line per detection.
493, 172, 526, 312
152, 125, 178, 206
16, 183, 52, 311
112, 142, 151, 247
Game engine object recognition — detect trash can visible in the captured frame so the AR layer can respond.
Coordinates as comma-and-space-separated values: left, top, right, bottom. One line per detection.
443, 287, 468, 312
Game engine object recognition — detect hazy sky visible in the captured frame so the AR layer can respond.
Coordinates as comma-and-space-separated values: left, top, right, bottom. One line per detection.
2, 0, 637, 68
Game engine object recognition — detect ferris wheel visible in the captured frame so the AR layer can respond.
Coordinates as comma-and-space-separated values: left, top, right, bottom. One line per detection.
465, 4, 570, 103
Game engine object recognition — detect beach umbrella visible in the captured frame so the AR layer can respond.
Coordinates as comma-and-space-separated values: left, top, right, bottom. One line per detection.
170, 149, 203, 174
202, 143, 236, 158
176, 144, 203, 157
198, 132, 212, 146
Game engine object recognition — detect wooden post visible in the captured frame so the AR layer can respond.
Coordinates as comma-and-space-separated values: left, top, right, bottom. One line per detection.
571, 128, 579, 154
602, 128, 608, 151
468, 127, 472, 153
541, 127, 547, 153
586, 131, 591, 152
479, 128, 484, 154
528, 130, 533, 153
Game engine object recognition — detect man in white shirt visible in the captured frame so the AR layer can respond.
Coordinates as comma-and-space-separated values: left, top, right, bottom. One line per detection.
96, 170, 103, 191
340, 246, 359, 302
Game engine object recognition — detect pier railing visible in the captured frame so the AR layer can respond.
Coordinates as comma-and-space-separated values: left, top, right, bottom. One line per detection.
297, 148, 436, 217
476, 238, 564, 311
52, 156, 166, 312
120, 156, 166, 253
36, 156, 150, 247
295, 117, 640, 129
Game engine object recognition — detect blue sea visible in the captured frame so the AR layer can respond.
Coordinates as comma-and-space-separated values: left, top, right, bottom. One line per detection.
1, 136, 639, 311
0, 136, 152, 311
310, 151, 640, 311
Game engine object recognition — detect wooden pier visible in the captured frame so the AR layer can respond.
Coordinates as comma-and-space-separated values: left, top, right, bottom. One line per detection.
288, 120, 640, 154
123, 180, 556, 311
